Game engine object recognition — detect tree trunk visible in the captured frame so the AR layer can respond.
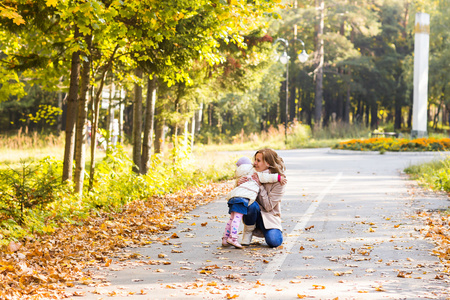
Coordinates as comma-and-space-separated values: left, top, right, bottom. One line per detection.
89, 80, 106, 191
62, 27, 81, 182
370, 101, 378, 130
195, 103, 203, 132
344, 69, 351, 124
89, 85, 101, 191
74, 34, 92, 195
141, 76, 157, 174
190, 113, 196, 149
132, 68, 143, 173
57, 91, 63, 132
289, 71, 296, 123
154, 115, 165, 154
394, 94, 402, 130
119, 99, 124, 144
88, 46, 118, 190
314, 0, 325, 128
407, 93, 413, 128
106, 82, 114, 149
343, 26, 354, 124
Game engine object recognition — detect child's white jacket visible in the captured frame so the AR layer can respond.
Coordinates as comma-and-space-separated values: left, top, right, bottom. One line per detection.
226, 164, 278, 205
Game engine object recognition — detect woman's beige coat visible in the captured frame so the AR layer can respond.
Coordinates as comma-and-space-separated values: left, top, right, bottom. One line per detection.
255, 181, 285, 231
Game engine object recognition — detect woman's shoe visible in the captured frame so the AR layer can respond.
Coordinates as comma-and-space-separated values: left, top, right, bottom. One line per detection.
241, 224, 256, 246
227, 237, 243, 249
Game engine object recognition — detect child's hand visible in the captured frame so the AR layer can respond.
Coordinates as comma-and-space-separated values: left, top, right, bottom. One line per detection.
280, 175, 287, 186
237, 176, 249, 186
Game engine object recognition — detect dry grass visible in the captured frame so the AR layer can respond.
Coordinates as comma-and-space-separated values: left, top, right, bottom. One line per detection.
0, 129, 112, 168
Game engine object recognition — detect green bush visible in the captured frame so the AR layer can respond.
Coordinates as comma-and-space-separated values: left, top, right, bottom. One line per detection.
0, 157, 66, 224
0, 142, 234, 243
405, 159, 450, 192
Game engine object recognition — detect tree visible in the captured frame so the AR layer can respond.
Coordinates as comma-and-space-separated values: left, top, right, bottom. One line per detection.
314, 0, 325, 127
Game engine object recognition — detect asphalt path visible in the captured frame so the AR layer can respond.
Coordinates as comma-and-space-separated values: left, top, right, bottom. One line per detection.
71, 149, 450, 300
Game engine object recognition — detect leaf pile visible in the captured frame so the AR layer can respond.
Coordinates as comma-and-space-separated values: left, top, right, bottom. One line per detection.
417, 210, 450, 269
0, 181, 233, 300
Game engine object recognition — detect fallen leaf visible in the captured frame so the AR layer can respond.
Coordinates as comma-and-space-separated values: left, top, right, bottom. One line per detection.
226, 293, 239, 299
374, 286, 386, 292
102, 258, 112, 267
397, 271, 412, 278
313, 285, 325, 289
7, 241, 22, 252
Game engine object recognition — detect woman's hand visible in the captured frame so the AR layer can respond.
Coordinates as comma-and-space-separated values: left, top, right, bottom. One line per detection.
280, 175, 288, 186
251, 173, 261, 185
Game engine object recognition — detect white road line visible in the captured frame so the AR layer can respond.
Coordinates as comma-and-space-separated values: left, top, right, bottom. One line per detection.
258, 172, 343, 283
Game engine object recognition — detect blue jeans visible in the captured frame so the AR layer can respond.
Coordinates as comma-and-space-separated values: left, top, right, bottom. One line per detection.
243, 201, 283, 248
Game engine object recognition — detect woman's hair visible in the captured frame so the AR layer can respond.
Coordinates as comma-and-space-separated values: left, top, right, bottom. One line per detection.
254, 148, 285, 175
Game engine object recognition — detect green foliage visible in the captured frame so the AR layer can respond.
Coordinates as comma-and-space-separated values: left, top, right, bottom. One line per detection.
286, 120, 312, 147
20, 104, 62, 126
405, 158, 450, 192
89, 141, 234, 212
0, 142, 234, 242
0, 157, 66, 224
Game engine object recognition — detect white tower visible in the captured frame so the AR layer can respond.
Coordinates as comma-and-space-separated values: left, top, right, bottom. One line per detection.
411, 12, 430, 138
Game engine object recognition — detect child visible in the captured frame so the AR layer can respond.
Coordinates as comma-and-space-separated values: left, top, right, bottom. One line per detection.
222, 157, 287, 248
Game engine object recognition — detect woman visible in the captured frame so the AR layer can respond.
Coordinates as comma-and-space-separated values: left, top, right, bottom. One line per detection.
240, 148, 286, 248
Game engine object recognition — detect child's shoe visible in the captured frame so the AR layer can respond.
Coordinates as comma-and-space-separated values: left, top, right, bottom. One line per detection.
222, 237, 230, 247
226, 237, 243, 249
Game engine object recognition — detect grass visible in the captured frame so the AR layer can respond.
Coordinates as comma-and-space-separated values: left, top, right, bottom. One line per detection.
195, 121, 372, 152
405, 158, 450, 196
0, 122, 371, 168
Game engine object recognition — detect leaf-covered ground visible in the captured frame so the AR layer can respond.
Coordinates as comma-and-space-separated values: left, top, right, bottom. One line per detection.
1, 179, 449, 299
0, 182, 233, 300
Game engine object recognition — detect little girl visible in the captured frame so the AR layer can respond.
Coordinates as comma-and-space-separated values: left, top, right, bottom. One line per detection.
222, 157, 287, 248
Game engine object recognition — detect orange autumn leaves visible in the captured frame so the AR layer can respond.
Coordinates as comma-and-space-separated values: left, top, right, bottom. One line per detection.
0, 182, 232, 300
417, 210, 450, 266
